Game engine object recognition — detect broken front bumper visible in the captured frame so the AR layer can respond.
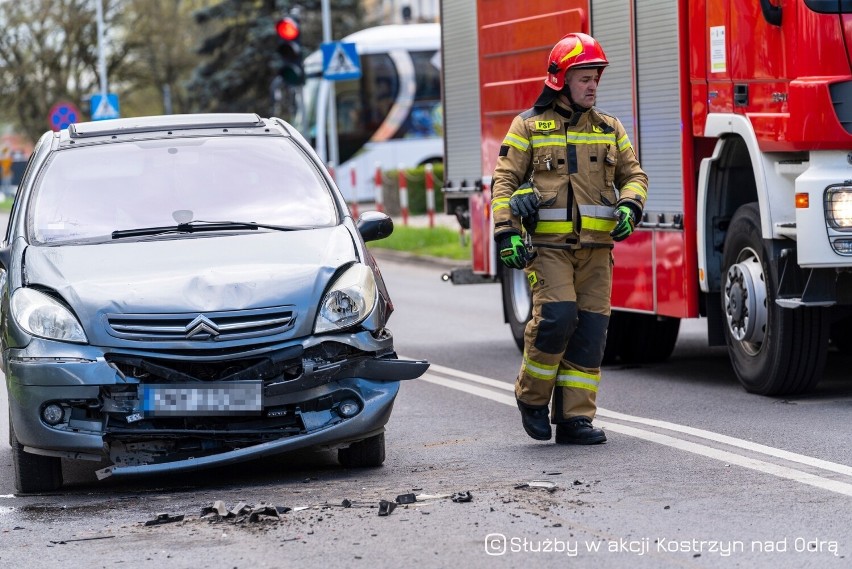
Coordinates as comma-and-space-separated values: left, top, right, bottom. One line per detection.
5, 331, 428, 478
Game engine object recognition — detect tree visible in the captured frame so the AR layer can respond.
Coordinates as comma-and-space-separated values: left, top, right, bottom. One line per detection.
187, 0, 363, 118
118, 0, 209, 116
0, 0, 131, 143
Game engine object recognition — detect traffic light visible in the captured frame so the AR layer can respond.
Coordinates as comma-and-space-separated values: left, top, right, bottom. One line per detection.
275, 16, 304, 86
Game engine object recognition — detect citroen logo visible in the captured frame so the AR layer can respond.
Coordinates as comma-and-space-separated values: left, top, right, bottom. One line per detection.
185, 315, 220, 339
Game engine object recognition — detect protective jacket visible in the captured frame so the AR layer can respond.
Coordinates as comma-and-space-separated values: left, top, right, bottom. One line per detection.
491, 98, 648, 247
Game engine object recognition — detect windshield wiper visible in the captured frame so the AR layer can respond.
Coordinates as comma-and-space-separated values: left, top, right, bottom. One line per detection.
111, 220, 299, 240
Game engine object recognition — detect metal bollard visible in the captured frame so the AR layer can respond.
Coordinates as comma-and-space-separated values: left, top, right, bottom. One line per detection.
349, 166, 359, 218
374, 163, 384, 213
425, 163, 435, 229
397, 164, 408, 226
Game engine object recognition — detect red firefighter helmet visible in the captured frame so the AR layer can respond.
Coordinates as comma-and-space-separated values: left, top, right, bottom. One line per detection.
544, 32, 609, 90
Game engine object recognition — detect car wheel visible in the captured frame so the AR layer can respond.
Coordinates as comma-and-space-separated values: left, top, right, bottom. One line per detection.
721, 203, 829, 395
338, 432, 385, 468
10, 418, 62, 493
501, 264, 531, 352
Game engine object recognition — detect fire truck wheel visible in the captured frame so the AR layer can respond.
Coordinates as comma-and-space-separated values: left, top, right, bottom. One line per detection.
501, 264, 531, 351
830, 315, 852, 352
721, 203, 829, 395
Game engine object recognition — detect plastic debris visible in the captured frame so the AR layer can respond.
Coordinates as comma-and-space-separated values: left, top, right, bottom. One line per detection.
49, 535, 115, 544
515, 480, 558, 493
341, 499, 352, 508
248, 505, 281, 522
201, 500, 230, 517
144, 513, 184, 526
395, 493, 417, 505
378, 500, 397, 516
450, 491, 473, 503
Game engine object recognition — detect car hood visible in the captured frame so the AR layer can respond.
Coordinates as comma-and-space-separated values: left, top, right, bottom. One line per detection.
23, 226, 357, 330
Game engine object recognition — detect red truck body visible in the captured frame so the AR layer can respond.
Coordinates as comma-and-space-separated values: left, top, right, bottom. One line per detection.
440, 0, 852, 395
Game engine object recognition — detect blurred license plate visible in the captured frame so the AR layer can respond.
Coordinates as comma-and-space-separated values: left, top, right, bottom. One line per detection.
140, 381, 263, 416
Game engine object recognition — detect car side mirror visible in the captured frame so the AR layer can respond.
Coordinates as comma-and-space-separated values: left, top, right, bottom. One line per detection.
357, 211, 394, 242
0, 246, 9, 272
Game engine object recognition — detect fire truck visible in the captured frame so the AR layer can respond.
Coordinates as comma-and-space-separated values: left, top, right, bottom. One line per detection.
439, 0, 852, 395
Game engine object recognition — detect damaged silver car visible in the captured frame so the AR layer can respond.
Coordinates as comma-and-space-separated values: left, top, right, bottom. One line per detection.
0, 113, 427, 493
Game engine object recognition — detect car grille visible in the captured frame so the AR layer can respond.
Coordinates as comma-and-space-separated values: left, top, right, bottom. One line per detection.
105, 306, 296, 342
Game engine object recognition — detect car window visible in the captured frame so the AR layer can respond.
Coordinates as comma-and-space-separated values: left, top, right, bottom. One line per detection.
29, 135, 337, 244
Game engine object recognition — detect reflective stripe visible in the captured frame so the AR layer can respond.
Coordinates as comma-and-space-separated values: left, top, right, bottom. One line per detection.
531, 134, 566, 148
556, 369, 600, 392
522, 354, 558, 380
622, 181, 647, 199
491, 197, 510, 212
617, 134, 632, 151
536, 221, 574, 234
581, 216, 617, 232
578, 204, 616, 219
538, 208, 569, 220
566, 132, 616, 145
503, 133, 529, 151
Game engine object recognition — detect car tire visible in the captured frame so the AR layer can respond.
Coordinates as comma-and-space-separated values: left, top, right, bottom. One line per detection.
338, 432, 385, 468
10, 417, 62, 493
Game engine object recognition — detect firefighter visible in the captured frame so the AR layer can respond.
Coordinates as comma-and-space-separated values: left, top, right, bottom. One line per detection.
491, 32, 648, 444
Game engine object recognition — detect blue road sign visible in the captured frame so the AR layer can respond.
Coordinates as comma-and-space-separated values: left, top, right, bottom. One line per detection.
321, 42, 362, 81
49, 101, 81, 131
90, 93, 120, 121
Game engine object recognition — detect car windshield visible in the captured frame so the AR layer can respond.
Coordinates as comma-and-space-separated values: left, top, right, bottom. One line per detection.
29, 135, 338, 244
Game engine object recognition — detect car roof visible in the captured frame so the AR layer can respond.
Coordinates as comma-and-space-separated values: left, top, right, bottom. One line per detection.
57, 113, 287, 146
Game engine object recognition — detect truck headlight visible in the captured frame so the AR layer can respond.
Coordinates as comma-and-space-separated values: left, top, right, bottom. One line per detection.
11, 288, 88, 343
314, 264, 377, 333
825, 185, 852, 231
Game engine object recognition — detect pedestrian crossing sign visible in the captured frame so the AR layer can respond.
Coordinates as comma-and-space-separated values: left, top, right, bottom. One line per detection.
321, 42, 362, 81
90, 93, 121, 121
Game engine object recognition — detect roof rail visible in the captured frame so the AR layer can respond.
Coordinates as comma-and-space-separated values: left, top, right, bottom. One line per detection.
68, 113, 265, 139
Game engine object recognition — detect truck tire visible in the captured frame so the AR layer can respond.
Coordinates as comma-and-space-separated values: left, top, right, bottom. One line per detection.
10, 417, 62, 493
721, 203, 829, 395
338, 433, 385, 468
618, 313, 681, 364
501, 264, 531, 351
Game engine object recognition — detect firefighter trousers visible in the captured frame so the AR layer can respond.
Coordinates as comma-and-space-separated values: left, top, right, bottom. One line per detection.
515, 246, 612, 422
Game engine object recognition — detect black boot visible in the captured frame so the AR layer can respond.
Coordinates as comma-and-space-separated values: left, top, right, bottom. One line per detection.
516, 399, 552, 441
555, 417, 606, 445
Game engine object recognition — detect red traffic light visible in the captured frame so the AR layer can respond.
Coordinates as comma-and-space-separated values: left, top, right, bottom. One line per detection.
275, 17, 300, 42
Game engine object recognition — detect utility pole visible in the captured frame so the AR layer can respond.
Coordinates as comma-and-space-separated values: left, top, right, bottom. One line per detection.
321, 0, 339, 170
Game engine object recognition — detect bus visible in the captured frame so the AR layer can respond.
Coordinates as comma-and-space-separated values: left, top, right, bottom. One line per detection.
298, 23, 443, 203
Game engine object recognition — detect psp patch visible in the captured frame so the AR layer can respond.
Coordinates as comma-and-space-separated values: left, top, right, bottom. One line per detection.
534, 120, 556, 131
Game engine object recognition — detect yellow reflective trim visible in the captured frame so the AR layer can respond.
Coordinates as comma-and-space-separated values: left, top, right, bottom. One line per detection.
566, 132, 616, 145
617, 134, 632, 151
622, 181, 647, 199
556, 379, 599, 392
530, 135, 565, 148
527, 271, 538, 287
535, 221, 574, 234
503, 133, 530, 151
556, 369, 600, 391
522, 354, 558, 380
535, 120, 556, 131
581, 216, 617, 232
491, 197, 510, 213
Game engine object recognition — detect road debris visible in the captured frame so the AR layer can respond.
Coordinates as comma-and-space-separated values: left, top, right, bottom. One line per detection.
49, 535, 115, 545
450, 491, 473, 503
395, 493, 417, 504
514, 480, 558, 493
144, 513, 184, 526
378, 500, 397, 516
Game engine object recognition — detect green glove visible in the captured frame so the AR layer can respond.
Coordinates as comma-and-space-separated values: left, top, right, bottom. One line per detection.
610, 205, 637, 242
498, 233, 532, 269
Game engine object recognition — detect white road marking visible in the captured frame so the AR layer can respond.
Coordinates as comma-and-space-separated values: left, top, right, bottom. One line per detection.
419, 366, 852, 498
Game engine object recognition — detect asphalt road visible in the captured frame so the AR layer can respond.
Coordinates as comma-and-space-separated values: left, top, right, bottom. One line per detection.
0, 224, 850, 568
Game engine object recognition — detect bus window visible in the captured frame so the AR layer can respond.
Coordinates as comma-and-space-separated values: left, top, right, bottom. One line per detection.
394, 50, 441, 139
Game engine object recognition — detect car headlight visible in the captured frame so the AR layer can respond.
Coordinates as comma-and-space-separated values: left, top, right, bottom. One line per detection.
11, 288, 88, 343
825, 185, 852, 231
314, 264, 377, 333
